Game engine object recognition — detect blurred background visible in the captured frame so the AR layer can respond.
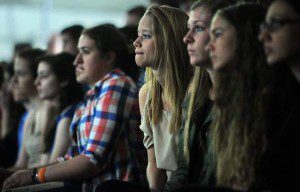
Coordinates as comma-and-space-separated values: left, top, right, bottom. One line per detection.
0, 0, 149, 61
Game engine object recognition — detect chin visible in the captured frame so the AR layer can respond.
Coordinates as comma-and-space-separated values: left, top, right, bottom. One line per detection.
266, 55, 283, 66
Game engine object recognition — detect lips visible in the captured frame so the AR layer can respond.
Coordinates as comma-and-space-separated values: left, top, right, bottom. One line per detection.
188, 48, 195, 55
210, 54, 216, 62
264, 46, 273, 55
75, 67, 83, 75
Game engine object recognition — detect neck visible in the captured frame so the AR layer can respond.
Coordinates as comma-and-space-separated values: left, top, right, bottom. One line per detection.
206, 69, 217, 100
26, 96, 40, 109
152, 68, 165, 88
289, 61, 300, 83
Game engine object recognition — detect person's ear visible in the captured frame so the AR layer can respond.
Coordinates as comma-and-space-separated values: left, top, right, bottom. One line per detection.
103, 51, 116, 65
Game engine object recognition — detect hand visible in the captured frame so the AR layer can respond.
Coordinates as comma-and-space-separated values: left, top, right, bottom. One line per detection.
2, 169, 33, 189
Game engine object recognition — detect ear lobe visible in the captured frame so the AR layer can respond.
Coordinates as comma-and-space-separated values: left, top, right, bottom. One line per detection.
104, 51, 116, 65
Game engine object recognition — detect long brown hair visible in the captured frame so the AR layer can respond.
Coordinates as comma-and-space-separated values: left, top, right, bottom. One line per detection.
183, 0, 237, 160
211, 3, 268, 189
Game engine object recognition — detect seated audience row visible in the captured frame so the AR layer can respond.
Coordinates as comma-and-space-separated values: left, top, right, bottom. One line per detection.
0, 1, 299, 192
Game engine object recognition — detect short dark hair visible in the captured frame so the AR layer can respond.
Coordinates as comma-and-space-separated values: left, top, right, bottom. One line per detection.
61, 25, 84, 42
17, 48, 45, 78
127, 5, 146, 18
82, 25, 139, 81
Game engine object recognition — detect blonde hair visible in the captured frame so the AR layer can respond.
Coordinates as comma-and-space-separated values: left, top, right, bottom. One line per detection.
144, 5, 191, 134
182, 0, 238, 160
183, 67, 211, 159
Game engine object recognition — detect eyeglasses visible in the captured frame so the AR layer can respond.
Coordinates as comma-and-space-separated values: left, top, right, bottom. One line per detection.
260, 18, 300, 33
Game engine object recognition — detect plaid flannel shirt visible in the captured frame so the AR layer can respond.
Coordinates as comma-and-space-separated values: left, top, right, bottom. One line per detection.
65, 68, 146, 191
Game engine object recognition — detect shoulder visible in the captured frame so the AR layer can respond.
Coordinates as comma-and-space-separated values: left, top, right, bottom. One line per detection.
139, 83, 150, 113
100, 72, 137, 95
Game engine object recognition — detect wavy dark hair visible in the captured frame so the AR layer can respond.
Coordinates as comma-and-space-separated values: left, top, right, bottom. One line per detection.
210, 3, 269, 189
37, 53, 83, 110
82, 24, 139, 82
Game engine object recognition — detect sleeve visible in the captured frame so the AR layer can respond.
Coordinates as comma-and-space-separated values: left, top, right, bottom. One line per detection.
82, 79, 136, 165
139, 111, 154, 149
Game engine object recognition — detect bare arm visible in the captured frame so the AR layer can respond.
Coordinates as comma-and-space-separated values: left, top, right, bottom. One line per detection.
146, 147, 167, 191
49, 118, 71, 163
3, 154, 101, 189
11, 113, 31, 170
139, 84, 167, 191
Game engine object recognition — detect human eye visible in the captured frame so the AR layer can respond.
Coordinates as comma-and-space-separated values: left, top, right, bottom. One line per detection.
195, 25, 205, 32
81, 49, 90, 55
142, 34, 152, 40
213, 29, 223, 38
16, 71, 28, 77
38, 73, 48, 79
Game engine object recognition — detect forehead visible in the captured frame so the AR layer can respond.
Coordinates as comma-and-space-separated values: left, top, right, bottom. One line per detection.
78, 35, 96, 48
267, 0, 300, 19
37, 62, 51, 72
14, 57, 30, 70
138, 15, 153, 31
211, 14, 230, 29
188, 6, 212, 25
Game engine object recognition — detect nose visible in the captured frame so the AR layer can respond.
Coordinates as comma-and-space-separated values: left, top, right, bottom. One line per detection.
74, 52, 83, 66
258, 29, 271, 42
183, 30, 194, 44
133, 36, 141, 48
34, 76, 40, 87
7, 75, 16, 91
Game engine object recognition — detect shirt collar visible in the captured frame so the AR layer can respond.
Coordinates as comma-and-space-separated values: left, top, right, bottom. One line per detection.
85, 68, 123, 98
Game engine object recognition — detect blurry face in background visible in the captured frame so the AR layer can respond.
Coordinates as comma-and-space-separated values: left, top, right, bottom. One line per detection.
35, 62, 61, 100
133, 15, 155, 68
74, 35, 110, 85
259, 0, 300, 65
207, 14, 237, 71
11, 56, 36, 102
126, 14, 141, 26
183, 6, 212, 68
61, 33, 78, 56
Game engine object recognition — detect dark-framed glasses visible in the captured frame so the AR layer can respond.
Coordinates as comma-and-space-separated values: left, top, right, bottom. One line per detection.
260, 18, 300, 33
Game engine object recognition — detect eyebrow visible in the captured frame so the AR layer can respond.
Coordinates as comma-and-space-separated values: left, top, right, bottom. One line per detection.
211, 27, 224, 34
192, 19, 209, 26
137, 29, 152, 33
78, 46, 93, 50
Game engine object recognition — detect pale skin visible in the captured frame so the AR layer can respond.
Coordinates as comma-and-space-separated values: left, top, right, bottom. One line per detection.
184, 6, 217, 97
12, 101, 56, 170
134, 14, 170, 191
35, 62, 72, 163
139, 84, 168, 191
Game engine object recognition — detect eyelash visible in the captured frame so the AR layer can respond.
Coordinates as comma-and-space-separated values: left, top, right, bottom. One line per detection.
142, 34, 151, 39
195, 26, 205, 32
82, 50, 90, 55
213, 31, 222, 38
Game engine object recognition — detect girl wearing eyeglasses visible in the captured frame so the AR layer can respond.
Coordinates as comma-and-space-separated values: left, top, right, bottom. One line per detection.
257, 0, 300, 191
259, 0, 300, 82
206, 2, 300, 191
